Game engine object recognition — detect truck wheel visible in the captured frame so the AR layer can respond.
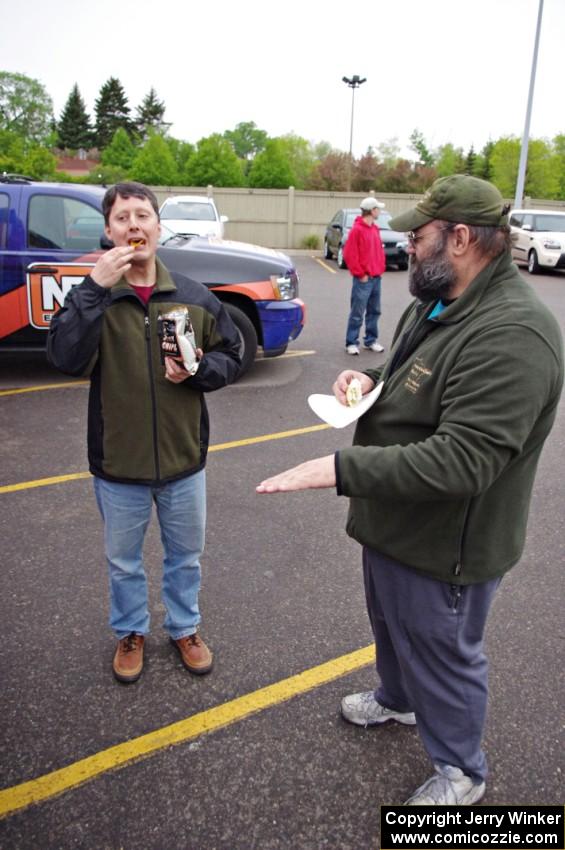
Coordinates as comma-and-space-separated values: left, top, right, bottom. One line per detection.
225, 303, 258, 376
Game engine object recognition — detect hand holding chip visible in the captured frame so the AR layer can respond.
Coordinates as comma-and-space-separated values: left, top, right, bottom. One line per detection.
91, 247, 136, 289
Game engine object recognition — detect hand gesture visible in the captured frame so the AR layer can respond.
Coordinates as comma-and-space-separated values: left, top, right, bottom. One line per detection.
90, 247, 136, 289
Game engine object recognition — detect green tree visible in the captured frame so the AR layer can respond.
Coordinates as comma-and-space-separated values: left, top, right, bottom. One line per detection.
552, 134, 565, 199
130, 133, 179, 185
101, 127, 137, 171
465, 145, 477, 175
0, 129, 26, 174
85, 164, 128, 185
376, 137, 401, 168
435, 143, 466, 177
311, 140, 333, 160
57, 84, 92, 150
409, 128, 434, 168
165, 138, 194, 179
472, 141, 494, 180
488, 137, 520, 196
23, 146, 57, 180
184, 134, 244, 187
224, 121, 268, 161
136, 87, 167, 139
0, 71, 54, 143
277, 134, 315, 189
524, 138, 560, 199
94, 77, 133, 148
247, 139, 294, 188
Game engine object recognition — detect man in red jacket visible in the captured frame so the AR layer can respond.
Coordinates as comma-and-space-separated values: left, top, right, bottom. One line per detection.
343, 197, 387, 355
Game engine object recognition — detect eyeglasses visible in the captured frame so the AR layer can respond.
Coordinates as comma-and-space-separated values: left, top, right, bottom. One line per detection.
406, 225, 454, 246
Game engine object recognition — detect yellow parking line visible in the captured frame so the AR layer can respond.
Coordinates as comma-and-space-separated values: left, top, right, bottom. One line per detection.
0, 381, 88, 397
0, 644, 375, 819
0, 352, 316, 397
315, 258, 337, 274
255, 349, 316, 360
0, 424, 330, 495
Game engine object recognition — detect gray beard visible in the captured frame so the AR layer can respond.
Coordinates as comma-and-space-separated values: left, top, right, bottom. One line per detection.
408, 240, 457, 303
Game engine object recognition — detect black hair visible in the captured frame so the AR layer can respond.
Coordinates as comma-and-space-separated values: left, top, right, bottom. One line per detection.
102, 182, 160, 225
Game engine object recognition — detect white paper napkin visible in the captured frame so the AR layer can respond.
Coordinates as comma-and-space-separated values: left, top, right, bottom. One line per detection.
308, 381, 384, 428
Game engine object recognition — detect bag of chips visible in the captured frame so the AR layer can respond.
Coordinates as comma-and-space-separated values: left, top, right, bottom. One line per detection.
158, 307, 200, 375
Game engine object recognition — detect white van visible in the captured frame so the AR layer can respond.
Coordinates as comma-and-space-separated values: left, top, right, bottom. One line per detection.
509, 209, 565, 274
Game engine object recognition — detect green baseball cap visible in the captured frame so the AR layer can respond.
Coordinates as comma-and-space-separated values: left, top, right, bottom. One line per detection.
389, 175, 510, 232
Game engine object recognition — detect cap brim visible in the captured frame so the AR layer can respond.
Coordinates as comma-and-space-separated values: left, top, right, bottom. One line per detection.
388, 208, 433, 232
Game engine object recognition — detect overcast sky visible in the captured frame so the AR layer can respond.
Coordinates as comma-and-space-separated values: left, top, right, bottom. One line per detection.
2, 0, 564, 159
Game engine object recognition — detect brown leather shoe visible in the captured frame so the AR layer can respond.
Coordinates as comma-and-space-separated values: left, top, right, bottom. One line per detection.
172, 633, 213, 675
113, 633, 144, 683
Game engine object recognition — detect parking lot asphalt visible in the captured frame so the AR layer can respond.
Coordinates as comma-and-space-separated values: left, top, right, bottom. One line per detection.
1, 256, 564, 850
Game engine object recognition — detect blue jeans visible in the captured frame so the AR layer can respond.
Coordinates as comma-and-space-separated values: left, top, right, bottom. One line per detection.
345, 275, 382, 347
93, 472, 206, 640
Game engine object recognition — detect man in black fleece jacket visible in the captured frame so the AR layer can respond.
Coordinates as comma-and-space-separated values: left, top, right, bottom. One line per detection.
257, 176, 563, 806
48, 182, 240, 684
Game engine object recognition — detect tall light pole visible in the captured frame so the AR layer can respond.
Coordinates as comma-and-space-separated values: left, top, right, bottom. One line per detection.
342, 75, 366, 191
514, 0, 544, 209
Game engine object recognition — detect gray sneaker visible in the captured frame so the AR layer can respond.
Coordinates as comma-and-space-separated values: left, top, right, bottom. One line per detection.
405, 764, 486, 806
341, 691, 416, 727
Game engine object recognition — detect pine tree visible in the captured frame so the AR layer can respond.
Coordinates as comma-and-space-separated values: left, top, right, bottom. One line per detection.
94, 78, 133, 149
136, 88, 167, 139
57, 84, 92, 150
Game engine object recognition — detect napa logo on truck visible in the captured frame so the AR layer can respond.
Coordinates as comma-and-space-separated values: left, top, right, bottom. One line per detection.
26, 263, 95, 329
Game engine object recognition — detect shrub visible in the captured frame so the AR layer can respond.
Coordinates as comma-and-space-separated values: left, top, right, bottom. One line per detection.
301, 234, 320, 250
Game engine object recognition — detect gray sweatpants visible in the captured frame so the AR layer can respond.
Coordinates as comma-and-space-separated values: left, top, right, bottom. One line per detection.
362, 547, 501, 783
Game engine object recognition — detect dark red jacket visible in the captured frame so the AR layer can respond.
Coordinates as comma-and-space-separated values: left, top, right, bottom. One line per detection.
343, 216, 386, 278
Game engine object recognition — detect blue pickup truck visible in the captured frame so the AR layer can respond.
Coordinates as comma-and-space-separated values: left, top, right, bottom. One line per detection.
0, 176, 305, 375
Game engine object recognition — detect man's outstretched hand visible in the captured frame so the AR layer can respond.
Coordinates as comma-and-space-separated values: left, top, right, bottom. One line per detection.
256, 455, 336, 494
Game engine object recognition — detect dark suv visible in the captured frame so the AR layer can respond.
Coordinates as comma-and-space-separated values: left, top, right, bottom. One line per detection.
323, 208, 409, 270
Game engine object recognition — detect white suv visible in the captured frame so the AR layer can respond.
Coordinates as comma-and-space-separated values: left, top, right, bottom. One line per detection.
509, 209, 565, 274
159, 195, 229, 239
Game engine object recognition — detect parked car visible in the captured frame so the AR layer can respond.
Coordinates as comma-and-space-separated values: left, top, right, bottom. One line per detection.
509, 209, 565, 274
0, 177, 304, 376
159, 195, 229, 239
323, 208, 408, 270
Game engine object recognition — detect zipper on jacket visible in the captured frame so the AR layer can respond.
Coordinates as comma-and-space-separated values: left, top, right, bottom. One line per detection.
453, 500, 471, 579
145, 314, 161, 481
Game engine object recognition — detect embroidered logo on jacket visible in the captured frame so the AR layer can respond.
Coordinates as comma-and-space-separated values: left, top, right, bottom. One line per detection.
405, 357, 432, 394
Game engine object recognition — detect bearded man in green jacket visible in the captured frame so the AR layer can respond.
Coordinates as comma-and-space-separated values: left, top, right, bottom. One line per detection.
257, 175, 564, 806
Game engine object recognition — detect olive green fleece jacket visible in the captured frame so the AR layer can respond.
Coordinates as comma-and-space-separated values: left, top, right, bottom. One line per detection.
47, 258, 241, 485
336, 252, 563, 584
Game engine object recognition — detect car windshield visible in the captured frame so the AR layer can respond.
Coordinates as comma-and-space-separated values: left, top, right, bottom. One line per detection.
158, 222, 191, 245
532, 214, 565, 233
161, 201, 216, 222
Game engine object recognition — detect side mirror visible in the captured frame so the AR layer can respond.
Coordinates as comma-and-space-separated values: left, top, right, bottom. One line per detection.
522, 224, 532, 232
100, 234, 114, 250
220, 215, 229, 223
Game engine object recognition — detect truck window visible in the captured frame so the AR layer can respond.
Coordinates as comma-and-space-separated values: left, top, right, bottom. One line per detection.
28, 195, 104, 251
